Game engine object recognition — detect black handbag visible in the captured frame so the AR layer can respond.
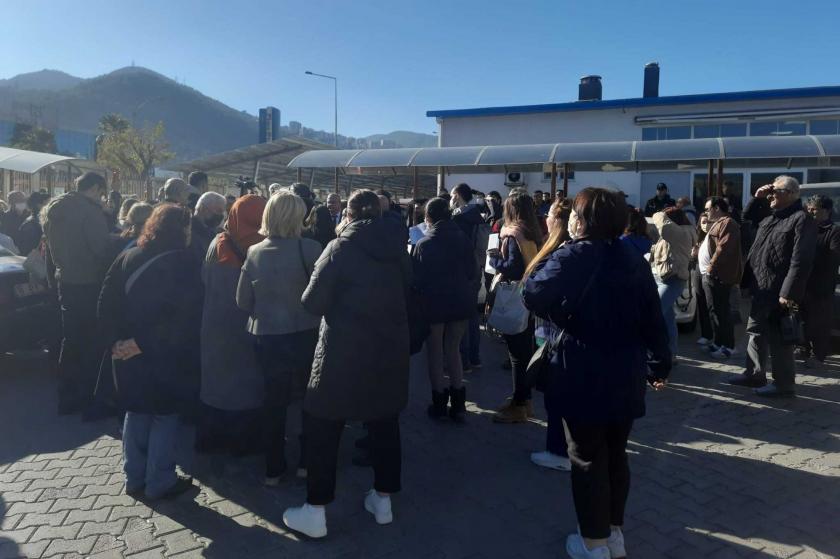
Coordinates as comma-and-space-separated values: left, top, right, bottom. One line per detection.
525, 257, 602, 392
778, 305, 805, 346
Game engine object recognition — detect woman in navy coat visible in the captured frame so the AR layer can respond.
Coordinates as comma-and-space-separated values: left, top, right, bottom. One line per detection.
523, 188, 671, 559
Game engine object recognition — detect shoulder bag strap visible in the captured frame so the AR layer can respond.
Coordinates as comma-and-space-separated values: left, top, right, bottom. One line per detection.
124, 250, 178, 295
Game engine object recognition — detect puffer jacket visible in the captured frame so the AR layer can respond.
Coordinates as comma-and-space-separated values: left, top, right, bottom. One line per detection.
42, 192, 111, 285
650, 212, 695, 281
747, 199, 817, 304
301, 217, 412, 421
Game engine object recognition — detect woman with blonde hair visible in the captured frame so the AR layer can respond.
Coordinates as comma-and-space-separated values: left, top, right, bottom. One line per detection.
237, 191, 323, 484
524, 198, 572, 470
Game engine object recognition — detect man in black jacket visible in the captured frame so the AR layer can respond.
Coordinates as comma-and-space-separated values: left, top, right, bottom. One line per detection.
451, 183, 489, 370
798, 195, 840, 368
643, 183, 676, 217
729, 176, 817, 397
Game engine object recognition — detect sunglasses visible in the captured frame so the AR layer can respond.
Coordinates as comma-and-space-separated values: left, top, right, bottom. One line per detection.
768, 189, 792, 197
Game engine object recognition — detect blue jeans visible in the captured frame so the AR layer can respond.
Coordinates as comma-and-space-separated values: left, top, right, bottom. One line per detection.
123, 412, 180, 498
656, 275, 685, 357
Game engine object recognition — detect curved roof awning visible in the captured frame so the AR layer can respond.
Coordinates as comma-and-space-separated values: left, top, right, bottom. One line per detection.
288, 135, 840, 174
0, 146, 95, 174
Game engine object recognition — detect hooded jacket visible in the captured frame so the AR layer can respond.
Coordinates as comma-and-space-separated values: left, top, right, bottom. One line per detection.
807, 220, 840, 298
747, 199, 817, 304
650, 212, 695, 281
301, 218, 412, 421
453, 203, 490, 291
42, 192, 111, 285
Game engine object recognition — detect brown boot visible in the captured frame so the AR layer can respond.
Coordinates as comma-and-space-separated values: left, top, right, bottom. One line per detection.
493, 401, 529, 423
496, 397, 534, 418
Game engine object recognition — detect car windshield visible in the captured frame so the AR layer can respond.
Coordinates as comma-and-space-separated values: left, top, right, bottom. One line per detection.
0, 246, 16, 257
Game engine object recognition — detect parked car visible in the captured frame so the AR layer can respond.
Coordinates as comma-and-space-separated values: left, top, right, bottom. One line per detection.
0, 246, 58, 354
798, 182, 840, 338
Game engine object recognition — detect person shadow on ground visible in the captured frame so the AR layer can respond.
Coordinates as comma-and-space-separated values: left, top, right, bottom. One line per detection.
0, 497, 21, 559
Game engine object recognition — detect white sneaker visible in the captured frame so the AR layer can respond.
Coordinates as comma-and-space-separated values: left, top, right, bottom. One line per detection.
711, 347, 737, 359
566, 533, 610, 559
530, 451, 571, 471
283, 503, 327, 538
296, 468, 308, 479
607, 527, 627, 558
363, 489, 393, 525
696, 337, 712, 346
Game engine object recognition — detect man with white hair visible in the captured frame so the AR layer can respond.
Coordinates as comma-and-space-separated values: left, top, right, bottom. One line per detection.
326, 193, 342, 225
728, 175, 817, 397
190, 191, 227, 263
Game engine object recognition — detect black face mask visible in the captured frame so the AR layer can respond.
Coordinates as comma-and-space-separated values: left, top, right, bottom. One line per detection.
204, 214, 224, 229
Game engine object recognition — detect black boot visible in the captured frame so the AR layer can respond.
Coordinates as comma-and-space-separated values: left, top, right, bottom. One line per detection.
427, 389, 449, 419
449, 386, 466, 423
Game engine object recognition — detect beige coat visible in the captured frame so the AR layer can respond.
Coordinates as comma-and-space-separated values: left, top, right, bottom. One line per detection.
650, 212, 695, 281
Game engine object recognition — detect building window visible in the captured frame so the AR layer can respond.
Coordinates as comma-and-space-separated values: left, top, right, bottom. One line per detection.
809, 119, 840, 135
641, 126, 692, 141
749, 121, 806, 136
542, 170, 575, 182
693, 123, 747, 138
693, 173, 744, 215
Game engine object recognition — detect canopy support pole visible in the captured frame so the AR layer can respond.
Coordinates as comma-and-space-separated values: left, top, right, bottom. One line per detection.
297, 168, 302, 182
412, 166, 419, 201
562, 163, 570, 198
309, 169, 315, 189
347, 175, 353, 198
437, 166, 444, 196
716, 159, 724, 196
253, 158, 261, 183
334, 168, 340, 193
550, 163, 557, 199
707, 159, 714, 200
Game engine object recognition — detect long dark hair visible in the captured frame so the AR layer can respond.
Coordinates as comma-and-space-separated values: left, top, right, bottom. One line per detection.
137, 204, 191, 252
503, 193, 543, 245
306, 204, 338, 247
624, 208, 648, 238
346, 189, 382, 221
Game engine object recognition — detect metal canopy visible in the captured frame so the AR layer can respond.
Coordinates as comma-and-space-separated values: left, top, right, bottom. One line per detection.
288, 135, 840, 173
0, 146, 83, 174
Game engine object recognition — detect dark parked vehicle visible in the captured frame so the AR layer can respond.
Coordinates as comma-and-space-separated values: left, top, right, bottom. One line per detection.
0, 246, 57, 353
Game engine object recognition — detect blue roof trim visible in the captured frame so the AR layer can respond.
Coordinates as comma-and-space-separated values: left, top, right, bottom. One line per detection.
426, 86, 840, 119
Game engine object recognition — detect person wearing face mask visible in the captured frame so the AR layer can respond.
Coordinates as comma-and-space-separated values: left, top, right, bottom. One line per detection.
1, 190, 29, 243
692, 212, 715, 348
42, 172, 113, 416
190, 192, 227, 265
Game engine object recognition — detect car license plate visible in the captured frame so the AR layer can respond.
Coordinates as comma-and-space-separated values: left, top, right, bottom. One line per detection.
14, 282, 46, 298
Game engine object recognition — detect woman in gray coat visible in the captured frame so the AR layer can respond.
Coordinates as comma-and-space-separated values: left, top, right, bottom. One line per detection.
198, 195, 266, 455
283, 189, 411, 539
236, 191, 322, 485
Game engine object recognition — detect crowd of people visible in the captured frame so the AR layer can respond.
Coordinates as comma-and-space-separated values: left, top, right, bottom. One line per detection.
0, 169, 837, 559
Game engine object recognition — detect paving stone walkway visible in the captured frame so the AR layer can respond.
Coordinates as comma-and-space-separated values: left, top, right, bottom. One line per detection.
1, 329, 839, 559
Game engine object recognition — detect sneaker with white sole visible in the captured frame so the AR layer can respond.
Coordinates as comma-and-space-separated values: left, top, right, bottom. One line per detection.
364, 489, 393, 525
607, 527, 627, 558
711, 347, 739, 359
566, 533, 610, 559
530, 451, 571, 471
696, 337, 712, 346
264, 476, 280, 487
283, 503, 327, 538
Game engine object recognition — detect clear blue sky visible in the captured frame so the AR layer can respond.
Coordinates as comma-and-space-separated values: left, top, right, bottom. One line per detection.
3, 0, 839, 138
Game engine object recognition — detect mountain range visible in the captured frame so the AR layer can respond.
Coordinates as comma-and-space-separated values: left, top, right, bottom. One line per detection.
0, 68, 437, 160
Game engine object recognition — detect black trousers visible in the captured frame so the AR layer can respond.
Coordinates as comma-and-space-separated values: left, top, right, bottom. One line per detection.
564, 419, 634, 540
256, 329, 317, 478
802, 294, 833, 361
504, 321, 534, 404
693, 269, 713, 341
57, 283, 103, 410
702, 275, 735, 349
306, 414, 401, 505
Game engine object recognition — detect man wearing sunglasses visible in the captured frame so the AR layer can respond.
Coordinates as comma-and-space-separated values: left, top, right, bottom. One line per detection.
728, 176, 817, 397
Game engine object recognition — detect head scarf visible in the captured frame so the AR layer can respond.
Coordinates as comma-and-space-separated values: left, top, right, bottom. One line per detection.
217, 194, 266, 267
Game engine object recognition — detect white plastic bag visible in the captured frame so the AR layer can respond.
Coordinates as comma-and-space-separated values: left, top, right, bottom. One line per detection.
487, 281, 529, 335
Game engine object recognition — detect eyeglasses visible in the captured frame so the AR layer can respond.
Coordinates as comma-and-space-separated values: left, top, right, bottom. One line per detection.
768, 189, 793, 197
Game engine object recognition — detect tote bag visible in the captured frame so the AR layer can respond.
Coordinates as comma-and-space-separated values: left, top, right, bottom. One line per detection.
487, 280, 529, 335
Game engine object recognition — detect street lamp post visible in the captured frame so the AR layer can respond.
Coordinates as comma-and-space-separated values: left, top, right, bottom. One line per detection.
305, 71, 338, 147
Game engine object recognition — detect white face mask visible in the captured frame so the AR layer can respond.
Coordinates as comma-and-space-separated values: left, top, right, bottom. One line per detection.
14, 203, 26, 213
449, 197, 458, 210
568, 211, 581, 240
